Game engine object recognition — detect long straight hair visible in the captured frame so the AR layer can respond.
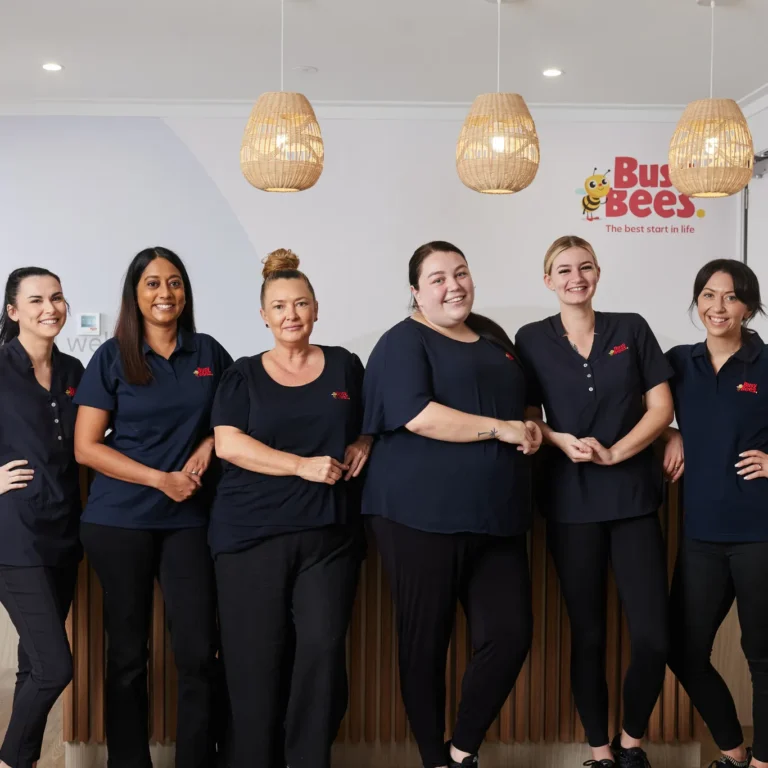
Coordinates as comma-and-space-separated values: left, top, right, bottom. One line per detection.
408, 241, 517, 357
114, 247, 196, 385
1, 267, 64, 345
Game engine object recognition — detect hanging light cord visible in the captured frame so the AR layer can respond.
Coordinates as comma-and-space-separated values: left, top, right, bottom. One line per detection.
709, 0, 715, 99
497, 0, 501, 92
280, 0, 285, 92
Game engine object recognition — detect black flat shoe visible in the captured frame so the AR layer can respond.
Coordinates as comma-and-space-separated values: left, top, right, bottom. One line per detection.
610, 735, 652, 768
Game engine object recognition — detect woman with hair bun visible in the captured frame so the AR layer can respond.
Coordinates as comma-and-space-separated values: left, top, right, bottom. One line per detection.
211, 249, 369, 768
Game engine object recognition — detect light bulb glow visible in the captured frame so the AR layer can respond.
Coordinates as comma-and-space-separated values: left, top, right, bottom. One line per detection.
42, 63, 63, 72
492, 136, 506, 152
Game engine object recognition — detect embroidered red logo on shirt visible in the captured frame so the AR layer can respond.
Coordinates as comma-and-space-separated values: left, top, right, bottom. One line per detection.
332, 391, 350, 400
193, 367, 213, 377
737, 381, 758, 394
65, 387, 76, 397
608, 344, 629, 357
505, 352, 515, 361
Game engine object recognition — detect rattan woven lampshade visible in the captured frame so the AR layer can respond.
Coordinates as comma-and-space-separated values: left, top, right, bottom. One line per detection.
456, 93, 540, 194
668, 98, 754, 198
240, 91, 324, 192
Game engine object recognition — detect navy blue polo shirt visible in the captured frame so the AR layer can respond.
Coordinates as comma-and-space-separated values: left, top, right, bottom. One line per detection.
667, 332, 768, 542
362, 318, 532, 536
515, 312, 673, 524
0, 338, 84, 566
209, 346, 364, 556
75, 331, 232, 529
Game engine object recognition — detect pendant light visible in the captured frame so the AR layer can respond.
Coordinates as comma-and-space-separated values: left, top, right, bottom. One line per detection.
668, 1, 753, 198
456, 0, 540, 194
240, 0, 324, 192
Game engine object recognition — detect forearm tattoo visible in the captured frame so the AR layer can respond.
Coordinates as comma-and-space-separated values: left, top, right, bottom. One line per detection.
478, 428, 498, 439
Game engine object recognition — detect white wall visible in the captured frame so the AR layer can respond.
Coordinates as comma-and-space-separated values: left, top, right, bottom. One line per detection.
0, 104, 743, 668
746, 101, 768, 338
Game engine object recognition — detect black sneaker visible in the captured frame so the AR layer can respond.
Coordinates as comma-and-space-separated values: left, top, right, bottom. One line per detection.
708, 748, 752, 768
610, 735, 652, 768
445, 741, 479, 767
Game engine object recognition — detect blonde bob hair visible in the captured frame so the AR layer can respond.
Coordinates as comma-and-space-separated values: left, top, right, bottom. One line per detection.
543, 235, 599, 275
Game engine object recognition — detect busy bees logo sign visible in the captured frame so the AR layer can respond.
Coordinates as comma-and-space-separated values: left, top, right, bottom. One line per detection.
576, 157, 706, 235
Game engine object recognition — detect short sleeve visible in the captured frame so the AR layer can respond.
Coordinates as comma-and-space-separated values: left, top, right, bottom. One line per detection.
362, 323, 434, 434
633, 315, 674, 392
211, 366, 250, 433
514, 330, 544, 410
73, 343, 118, 411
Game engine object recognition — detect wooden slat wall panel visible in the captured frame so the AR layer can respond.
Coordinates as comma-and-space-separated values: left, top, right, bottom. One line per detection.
65, 482, 699, 746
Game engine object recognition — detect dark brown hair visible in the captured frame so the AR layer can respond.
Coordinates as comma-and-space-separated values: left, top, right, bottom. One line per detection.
408, 241, 516, 357
260, 248, 316, 307
114, 247, 196, 385
1, 267, 64, 345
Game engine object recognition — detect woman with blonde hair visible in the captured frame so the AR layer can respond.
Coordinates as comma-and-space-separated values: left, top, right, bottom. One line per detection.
516, 235, 673, 768
211, 249, 368, 768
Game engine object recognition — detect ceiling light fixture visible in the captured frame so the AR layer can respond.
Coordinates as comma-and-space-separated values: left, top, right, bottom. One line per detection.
542, 68, 563, 78
668, 0, 753, 198
456, 0, 540, 194
42, 63, 63, 72
240, 0, 324, 193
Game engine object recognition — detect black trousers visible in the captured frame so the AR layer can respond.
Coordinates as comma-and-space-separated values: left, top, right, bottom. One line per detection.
547, 514, 669, 748
80, 523, 218, 768
370, 516, 533, 768
668, 537, 768, 762
0, 564, 77, 768
215, 526, 361, 768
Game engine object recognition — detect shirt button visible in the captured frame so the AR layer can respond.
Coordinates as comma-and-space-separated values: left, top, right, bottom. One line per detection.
54, 419, 59, 424
57, 436, 62, 441
587, 374, 592, 378
51, 402, 57, 407
583, 363, 588, 368
589, 387, 594, 392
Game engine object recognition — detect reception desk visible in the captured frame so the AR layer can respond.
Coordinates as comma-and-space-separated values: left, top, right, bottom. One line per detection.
62, 481, 719, 764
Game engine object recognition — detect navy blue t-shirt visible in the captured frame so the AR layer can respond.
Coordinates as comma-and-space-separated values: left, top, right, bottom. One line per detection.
75, 331, 232, 529
0, 339, 84, 566
362, 318, 532, 536
667, 332, 768, 542
516, 312, 673, 524
209, 346, 364, 556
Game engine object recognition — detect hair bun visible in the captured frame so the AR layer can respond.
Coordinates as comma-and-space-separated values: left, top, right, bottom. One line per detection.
262, 248, 300, 279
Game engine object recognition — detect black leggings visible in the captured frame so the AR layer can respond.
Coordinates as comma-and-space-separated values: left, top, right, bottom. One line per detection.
0, 564, 77, 768
80, 523, 218, 768
370, 516, 533, 768
547, 514, 669, 748
668, 537, 768, 763
215, 526, 361, 768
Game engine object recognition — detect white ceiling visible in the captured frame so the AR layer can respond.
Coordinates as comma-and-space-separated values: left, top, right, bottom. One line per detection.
1, 0, 766, 107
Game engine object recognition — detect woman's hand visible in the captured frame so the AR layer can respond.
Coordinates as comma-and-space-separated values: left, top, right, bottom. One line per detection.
0, 460, 34, 495
552, 433, 594, 463
736, 450, 768, 480
296, 456, 349, 485
581, 437, 618, 466
343, 436, 373, 480
182, 437, 215, 478
157, 471, 202, 502
497, 421, 539, 455
662, 430, 685, 482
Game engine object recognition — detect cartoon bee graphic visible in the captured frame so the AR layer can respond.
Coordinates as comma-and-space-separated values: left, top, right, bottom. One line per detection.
577, 169, 611, 221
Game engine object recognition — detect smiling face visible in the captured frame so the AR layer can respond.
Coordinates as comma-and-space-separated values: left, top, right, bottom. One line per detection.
544, 246, 600, 306
7, 274, 67, 341
260, 277, 318, 345
697, 270, 751, 341
411, 250, 475, 328
136, 257, 186, 329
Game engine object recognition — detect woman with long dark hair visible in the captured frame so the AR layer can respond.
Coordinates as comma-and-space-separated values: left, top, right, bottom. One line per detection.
516, 235, 673, 768
664, 259, 768, 768
362, 241, 540, 768
0, 267, 83, 768
74, 247, 232, 768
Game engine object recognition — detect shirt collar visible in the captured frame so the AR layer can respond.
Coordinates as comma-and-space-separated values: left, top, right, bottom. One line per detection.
7, 336, 60, 369
142, 328, 197, 356
691, 331, 763, 362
